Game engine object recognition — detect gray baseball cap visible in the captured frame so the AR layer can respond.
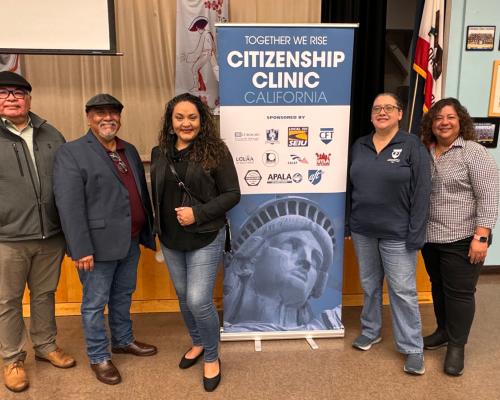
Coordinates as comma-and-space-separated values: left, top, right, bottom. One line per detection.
85, 93, 123, 113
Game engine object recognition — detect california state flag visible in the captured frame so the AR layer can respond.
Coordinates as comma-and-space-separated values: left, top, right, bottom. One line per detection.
0, 54, 21, 74
413, 0, 445, 112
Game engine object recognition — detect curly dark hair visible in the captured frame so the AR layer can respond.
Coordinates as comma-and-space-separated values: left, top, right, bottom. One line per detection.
420, 97, 475, 147
158, 93, 230, 169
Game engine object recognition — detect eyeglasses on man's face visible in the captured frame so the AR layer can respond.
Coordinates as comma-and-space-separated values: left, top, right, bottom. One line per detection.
371, 104, 400, 114
108, 151, 128, 174
0, 88, 28, 100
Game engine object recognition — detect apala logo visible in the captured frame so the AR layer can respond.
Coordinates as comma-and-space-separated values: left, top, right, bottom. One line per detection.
265, 129, 279, 144
315, 152, 331, 166
262, 150, 279, 167
288, 154, 309, 165
308, 169, 324, 185
244, 170, 262, 186
267, 172, 302, 184
319, 128, 334, 144
288, 127, 308, 147
235, 155, 255, 164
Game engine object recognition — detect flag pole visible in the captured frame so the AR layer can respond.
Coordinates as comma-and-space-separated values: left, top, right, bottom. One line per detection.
408, 73, 419, 131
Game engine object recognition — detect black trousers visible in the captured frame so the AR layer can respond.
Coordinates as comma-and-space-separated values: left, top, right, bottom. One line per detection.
421, 238, 483, 346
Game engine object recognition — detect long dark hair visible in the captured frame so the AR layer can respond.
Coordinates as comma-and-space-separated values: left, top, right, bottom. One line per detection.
158, 93, 229, 169
420, 97, 475, 147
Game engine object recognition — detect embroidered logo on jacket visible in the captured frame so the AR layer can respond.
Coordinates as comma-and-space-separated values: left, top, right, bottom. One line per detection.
387, 148, 402, 163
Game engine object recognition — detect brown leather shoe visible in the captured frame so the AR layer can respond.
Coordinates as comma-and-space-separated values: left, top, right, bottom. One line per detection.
90, 360, 122, 385
35, 347, 76, 368
3, 361, 29, 392
112, 340, 157, 357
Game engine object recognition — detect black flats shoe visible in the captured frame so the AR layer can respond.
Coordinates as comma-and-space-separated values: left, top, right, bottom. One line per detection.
203, 359, 221, 392
179, 349, 204, 369
444, 345, 464, 376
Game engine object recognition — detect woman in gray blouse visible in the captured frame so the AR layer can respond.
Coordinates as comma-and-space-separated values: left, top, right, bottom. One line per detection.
420, 98, 499, 376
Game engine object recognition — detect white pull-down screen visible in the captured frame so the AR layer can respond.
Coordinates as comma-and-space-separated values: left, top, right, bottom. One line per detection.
0, 0, 116, 54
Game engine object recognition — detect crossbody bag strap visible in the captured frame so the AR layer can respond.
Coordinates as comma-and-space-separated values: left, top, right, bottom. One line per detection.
165, 156, 204, 204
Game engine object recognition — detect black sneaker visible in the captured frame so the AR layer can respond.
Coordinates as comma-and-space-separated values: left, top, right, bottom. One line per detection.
423, 329, 448, 350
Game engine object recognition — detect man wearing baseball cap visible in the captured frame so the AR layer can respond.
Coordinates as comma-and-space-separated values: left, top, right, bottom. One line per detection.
53, 93, 156, 385
0, 71, 76, 393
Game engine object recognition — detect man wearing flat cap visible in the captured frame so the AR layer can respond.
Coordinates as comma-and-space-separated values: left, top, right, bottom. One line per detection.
0, 71, 75, 393
53, 93, 156, 385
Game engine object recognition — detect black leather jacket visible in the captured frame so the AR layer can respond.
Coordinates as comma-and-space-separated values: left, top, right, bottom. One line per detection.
150, 145, 240, 235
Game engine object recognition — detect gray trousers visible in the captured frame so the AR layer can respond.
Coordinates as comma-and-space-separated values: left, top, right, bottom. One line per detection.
0, 234, 65, 364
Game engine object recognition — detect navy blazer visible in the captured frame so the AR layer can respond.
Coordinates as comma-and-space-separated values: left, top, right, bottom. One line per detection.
53, 130, 155, 261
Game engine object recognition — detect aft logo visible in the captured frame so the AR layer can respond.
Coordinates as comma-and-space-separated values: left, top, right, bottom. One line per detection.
288, 127, 308, 147
288, 154, 309, 165
267, 172, 303, 184
319, 128, 333, 144
235, 155, 255, 164
265, 129, 279, 144
308, 169, 324, 185
387, 148, 402, 163
315, 152, 331, 166
244, 170, 262, 186
262, 150, 279, 167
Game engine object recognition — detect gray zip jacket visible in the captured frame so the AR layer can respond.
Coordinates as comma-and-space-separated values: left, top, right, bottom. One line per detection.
0, 112, 65, 241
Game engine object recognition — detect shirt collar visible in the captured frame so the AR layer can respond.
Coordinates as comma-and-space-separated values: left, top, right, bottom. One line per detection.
359, 129, 408, 148
104, 136, 125, 153
1, 115, 32, 132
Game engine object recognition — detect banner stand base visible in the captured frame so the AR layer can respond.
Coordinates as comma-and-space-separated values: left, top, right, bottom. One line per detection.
221, 328, 345, 351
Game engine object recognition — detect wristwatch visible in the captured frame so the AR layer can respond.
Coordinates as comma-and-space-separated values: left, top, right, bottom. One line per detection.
473, 234, 489, 243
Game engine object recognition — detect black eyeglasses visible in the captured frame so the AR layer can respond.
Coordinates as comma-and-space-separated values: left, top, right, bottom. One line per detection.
108, 151, 128, 174
371, 104, 400, 114
0, 89, 27, 99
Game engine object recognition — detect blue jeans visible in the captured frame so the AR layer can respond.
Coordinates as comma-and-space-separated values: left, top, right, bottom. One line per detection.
351, 232, 423, 354
161, 229, 225, 362
77, 240, 140, 364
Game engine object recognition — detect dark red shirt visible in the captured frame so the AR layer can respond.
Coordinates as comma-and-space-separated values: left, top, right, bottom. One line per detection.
107, 138, 146, 239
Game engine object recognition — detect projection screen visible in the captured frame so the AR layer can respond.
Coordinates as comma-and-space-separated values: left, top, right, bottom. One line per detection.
0, 0, 116, 55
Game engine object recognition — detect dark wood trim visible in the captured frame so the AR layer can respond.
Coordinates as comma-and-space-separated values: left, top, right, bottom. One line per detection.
481, 265, 500, 274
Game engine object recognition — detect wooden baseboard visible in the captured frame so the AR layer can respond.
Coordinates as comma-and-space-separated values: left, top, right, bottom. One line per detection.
482, 265, 500, 274
342, 292, 433, 307
22, 294, 432, 317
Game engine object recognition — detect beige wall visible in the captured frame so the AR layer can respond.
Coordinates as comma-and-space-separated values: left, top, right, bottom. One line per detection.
19, 0, 431, 315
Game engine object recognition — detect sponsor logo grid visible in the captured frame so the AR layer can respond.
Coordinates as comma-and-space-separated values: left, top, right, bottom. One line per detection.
233, 123, 336, 189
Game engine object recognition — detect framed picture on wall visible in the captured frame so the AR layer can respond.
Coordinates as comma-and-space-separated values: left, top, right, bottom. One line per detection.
489, 61, 500, 117
472, 117, 499, 148
465, 26, 495, 51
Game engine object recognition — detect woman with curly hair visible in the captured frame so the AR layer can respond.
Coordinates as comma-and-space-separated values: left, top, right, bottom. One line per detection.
420, 98, 498, 376
151, 93, 240, 391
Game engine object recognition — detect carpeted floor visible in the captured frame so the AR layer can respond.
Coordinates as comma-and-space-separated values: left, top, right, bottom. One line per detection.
3, 273, 500, 400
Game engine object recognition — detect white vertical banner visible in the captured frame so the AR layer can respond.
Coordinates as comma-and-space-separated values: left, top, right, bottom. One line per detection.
0, 54, 21, 74
218, 24, 357, 341
175, 0, 228, 114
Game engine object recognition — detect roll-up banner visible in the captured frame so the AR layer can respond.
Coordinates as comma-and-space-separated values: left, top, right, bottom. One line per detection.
218, 24, 356, 341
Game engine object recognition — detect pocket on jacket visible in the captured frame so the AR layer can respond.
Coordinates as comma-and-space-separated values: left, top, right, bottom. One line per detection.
88, 218, 106, 229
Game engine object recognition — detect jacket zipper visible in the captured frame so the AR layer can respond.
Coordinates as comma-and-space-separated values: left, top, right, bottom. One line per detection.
12, 143, 24, 176
22, 140, 46, 238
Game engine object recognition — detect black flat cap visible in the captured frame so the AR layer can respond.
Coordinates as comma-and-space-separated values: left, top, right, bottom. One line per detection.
0, 71, 32, 91
85, 93, 124, 113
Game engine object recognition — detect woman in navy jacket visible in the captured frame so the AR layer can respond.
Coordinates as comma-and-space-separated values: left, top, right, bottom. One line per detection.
348, 93, 431, 375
